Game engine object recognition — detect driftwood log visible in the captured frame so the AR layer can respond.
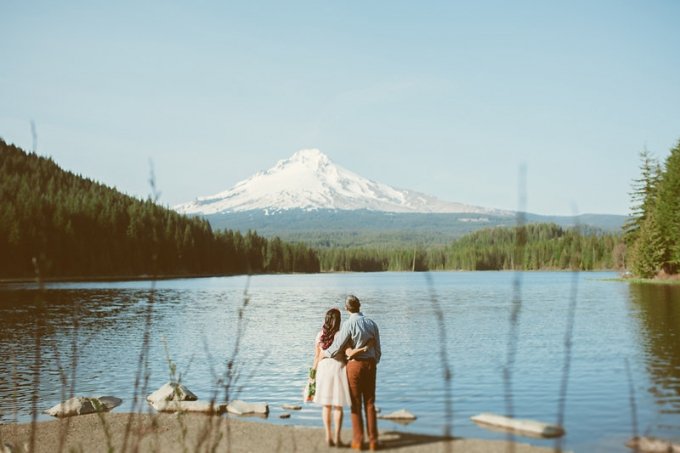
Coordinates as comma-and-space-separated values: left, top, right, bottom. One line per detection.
471, 413, 565, 438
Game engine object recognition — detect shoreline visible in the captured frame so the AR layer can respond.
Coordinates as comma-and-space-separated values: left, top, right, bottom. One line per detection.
0, 273, 233, 285
0, 412, 558, 452
0, 269, 626, 286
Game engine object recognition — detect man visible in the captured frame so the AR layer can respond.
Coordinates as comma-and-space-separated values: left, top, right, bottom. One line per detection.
325, 295, 381, 451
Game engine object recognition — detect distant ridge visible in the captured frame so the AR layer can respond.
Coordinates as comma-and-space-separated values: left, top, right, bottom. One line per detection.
174, 148, 627, 247
201, 209, 627, 247
175, 149, 511, 216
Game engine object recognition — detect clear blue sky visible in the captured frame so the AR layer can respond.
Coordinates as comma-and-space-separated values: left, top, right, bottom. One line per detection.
2, 1, 679, 216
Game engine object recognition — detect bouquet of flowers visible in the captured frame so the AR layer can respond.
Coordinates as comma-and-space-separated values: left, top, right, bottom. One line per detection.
303, 368, 316, 402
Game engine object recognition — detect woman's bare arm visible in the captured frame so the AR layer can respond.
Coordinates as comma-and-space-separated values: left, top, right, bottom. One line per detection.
345, 338, 375, 358
312, 342, 322, 370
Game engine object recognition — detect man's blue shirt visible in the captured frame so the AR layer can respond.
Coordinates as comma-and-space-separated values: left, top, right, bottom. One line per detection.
324, 312, 381, 363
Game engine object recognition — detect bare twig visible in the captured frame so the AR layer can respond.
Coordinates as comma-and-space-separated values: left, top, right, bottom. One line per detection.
224, 279, 251, 403
27, 122, 43, 453
625, 358, 640, 453
200, 337, 226, 453
43, 292, 82, 453
10, 355, 19, 437
30, 120, 37, 154
424, 272, 454, 450
195, 282, 256, 453
121, 162, 161, 452
221, 278, 252, 453
554, 212, 580, 452
503, 165, 527, 453
29, 257, 45, 453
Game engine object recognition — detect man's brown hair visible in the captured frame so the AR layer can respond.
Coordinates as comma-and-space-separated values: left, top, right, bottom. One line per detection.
345, 295, 361, 313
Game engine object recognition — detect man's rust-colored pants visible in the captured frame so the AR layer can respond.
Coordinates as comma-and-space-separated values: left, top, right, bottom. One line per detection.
346, 359, 378, 447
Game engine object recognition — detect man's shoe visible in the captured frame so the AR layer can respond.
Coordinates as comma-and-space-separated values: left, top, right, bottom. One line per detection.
369, 442, 379, 451
350, 442, 363, 450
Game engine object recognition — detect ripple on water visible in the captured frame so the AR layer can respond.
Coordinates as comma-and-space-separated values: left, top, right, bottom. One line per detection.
1, 272, 679, 453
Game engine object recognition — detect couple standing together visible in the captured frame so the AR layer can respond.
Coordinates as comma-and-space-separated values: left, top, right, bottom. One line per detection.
311, 295, 381, 451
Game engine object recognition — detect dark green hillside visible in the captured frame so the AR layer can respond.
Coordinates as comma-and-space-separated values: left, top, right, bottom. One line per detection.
0, 139, 319, 278
203, 209, 627, 248
438, 223, 623, 271
317, 223, 624, 272
203, 210, 515, 247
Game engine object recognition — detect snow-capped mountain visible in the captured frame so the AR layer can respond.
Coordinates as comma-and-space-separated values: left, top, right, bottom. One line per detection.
174, 149, 509, 215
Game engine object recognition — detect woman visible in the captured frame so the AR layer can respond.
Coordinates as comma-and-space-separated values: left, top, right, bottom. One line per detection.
311, 308, 367, 447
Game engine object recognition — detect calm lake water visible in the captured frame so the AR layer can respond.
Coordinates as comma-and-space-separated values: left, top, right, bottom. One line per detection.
1, 272, 679, 452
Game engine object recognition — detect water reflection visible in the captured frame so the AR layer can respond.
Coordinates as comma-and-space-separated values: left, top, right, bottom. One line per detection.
2, 273, 680, 452
0, 282, 268, 428
628, 284, 680, 437
0, 288, 150, 421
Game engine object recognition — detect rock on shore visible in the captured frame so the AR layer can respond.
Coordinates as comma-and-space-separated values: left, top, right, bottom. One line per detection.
44, 396, 122, 417
146, 382, 197, 404
226, 400, 269, 415
378, 409, 417, 421
150, 400, 227, 414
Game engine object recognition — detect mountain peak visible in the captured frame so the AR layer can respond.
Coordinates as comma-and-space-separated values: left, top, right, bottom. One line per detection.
272, 148, 331, 174
175, 149, 508, 216
290, 148, 329, 164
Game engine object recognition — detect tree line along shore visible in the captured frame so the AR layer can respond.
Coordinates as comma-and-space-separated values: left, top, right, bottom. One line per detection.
623, 142, 680, 279
2, 137, 679, 280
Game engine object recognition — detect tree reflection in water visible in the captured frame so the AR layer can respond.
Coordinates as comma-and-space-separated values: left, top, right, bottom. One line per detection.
629, 283, 680, 438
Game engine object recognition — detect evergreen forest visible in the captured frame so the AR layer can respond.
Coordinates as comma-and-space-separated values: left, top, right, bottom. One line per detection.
1, 138, 633, 278
317, 223, 624, 272
0, 139, 320, 278
624, 140, 680, 278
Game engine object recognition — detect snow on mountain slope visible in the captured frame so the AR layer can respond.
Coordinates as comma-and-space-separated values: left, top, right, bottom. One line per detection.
174, 149, 509, 215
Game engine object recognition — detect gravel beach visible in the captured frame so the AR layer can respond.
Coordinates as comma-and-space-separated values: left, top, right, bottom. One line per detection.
0, 412, 558, 452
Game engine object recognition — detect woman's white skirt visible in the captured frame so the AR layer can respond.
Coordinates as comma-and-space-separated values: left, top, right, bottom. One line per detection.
313, 357, 351, 407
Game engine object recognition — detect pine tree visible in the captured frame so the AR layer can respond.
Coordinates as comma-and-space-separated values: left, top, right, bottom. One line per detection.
630, 214, 665, 278
652, 140, 680, 274
624, 150, 661, 247
626, 139, 680, 278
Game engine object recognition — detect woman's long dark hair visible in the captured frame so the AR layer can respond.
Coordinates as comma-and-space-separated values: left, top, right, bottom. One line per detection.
319, 308, 341, 350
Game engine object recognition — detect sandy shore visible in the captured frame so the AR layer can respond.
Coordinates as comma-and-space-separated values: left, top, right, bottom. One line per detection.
0, 412, 558, 452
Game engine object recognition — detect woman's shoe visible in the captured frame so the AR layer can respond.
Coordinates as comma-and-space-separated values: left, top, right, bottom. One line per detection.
335, 440, 348, 448
326, 439, 336, 447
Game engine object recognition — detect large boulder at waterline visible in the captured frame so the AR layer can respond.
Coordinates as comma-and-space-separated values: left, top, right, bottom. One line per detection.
146, 382, 198, 404
45, 396, 122, 417
226, 400, 269, 415
150, 400, 227, 414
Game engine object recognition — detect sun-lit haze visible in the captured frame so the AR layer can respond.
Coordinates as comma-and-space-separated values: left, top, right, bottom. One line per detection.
2, 1, 679, 216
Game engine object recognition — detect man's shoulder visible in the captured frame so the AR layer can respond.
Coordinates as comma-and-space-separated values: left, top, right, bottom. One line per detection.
360, 315, 379, 329
362, 313, 377, 323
